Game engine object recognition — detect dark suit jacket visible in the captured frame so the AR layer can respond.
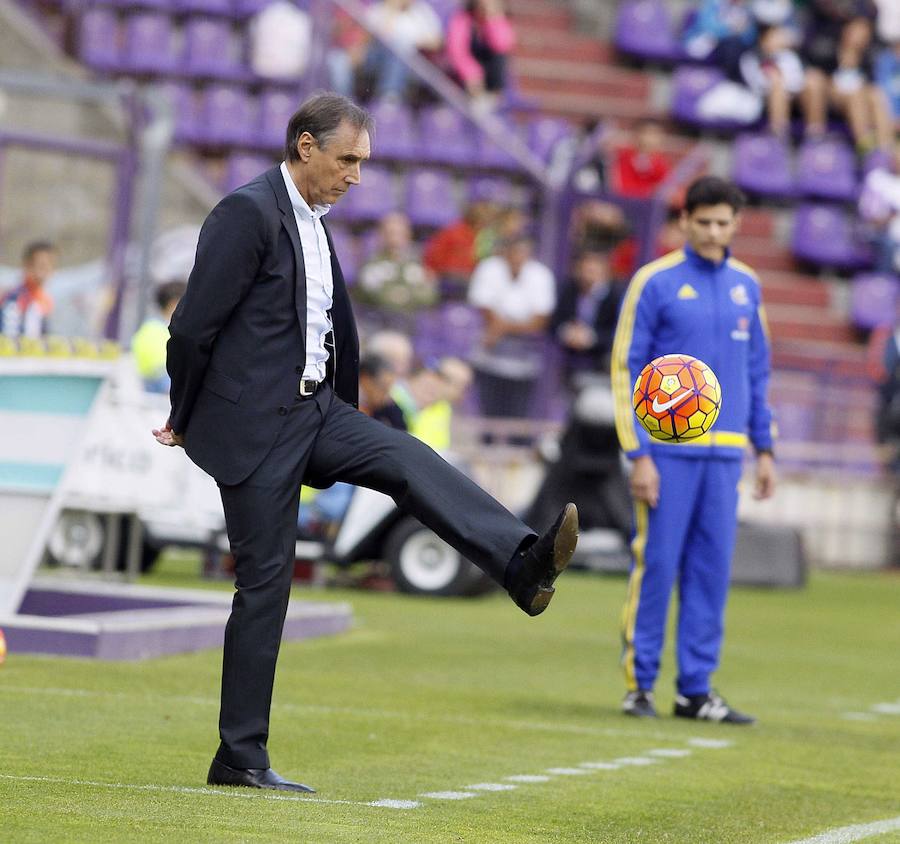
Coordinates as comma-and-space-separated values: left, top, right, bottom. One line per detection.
167, 166, 360, 486
550, 279, 623, 375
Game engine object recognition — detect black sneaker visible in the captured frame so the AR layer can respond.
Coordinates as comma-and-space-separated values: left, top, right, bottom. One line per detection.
673, 690, 755, 724
622, 689, 657, 718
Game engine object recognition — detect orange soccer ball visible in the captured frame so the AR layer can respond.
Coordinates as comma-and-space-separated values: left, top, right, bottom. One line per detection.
632, 354, 722, 442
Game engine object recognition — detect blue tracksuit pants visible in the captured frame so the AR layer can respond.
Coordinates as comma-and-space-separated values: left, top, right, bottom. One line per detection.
621, 453, 743, 696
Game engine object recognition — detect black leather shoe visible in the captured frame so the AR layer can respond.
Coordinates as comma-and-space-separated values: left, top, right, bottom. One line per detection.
207, 759, 316, 793
509, 503, 578, 616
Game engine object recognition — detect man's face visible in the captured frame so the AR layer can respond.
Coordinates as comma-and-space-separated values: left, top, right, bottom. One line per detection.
300, 121, 370, 207
575, 253, 609, 290
681, 204, 739, 262
24, 249, 57, 286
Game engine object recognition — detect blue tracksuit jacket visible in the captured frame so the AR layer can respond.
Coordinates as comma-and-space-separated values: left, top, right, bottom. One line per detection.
610, 245, 775, 695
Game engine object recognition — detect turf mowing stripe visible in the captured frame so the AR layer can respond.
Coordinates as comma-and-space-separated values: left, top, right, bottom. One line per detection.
0, 685, 673, 740
0, 774, 418, 809
783, 816, 900, 843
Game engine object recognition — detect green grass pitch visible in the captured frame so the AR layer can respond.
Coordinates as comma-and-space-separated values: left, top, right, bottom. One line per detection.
1, 560, 898, 843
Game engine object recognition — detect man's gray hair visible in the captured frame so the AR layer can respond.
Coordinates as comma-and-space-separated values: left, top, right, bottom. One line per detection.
284, 92, 373, 162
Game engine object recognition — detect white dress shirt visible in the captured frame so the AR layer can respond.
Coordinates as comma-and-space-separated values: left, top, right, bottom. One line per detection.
280, 161, 333, 382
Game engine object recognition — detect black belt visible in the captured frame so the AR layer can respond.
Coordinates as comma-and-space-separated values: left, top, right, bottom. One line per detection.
297, 378, 322, 398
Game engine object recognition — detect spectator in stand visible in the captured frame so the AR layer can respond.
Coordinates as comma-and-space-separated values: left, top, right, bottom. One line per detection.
393, 360, 472, 449
682, 0, 758, 77
363, 0, 444, 99
446, 0, 516, 111
353, 211, 437, 331
249, 0, 312, 81
132, 281, 187, 393
873, 0, 900, 125
858, 141, 900, 272
0, 241, 56, 340
327, 8, 371, 97
359, 352, 407, 430
551, 249, 623, 384
802, 1, 893, 153
423, 199, 497, 299
467, 231, 556, 424
739, 22, 807, 137
610, 119, 672, 200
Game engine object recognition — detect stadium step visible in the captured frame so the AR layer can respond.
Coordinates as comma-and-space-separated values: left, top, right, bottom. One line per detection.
760, 271, 832, 308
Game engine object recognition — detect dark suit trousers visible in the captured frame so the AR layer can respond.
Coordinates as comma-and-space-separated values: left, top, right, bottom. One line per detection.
215, 383, 534, 769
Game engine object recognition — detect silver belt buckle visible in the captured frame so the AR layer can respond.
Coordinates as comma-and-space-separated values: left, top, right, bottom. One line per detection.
298, 379, 316, 397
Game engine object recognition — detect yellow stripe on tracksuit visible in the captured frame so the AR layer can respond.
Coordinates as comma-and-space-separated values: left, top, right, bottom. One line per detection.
611, 250, 687, 454
621, 500, 649, 691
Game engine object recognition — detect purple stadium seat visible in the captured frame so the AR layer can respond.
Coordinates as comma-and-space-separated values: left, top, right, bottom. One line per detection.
614, 0, 683, 63
256, 88, 300, 150
418, 105, 478, 166
325, 225, 360, 285
158, 82, 203, 144
467, 175, 515, 205
862, 148, 893, 177
791, 204, 872, 270
438, 302, 482, 358
406, 170, 460, 228
527, 116, 573, 164
336, 166, 397, 222
77, 9, 120, 72
232, 0, 273, 15
732, 133, 794, 198
851, 273, 899, 329
671, 65, 724, 124
183, 17, 243, 79
796, 137, 857, 201
367, 99, 418, 161
175, 0, 233, 14
198, 85, 255, 146
96, 0, 170, 8
224, 153, 273, 192
122, 12, 177, 74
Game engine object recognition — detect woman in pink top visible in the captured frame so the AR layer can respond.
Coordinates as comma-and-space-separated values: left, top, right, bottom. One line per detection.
446, 0, 516, 106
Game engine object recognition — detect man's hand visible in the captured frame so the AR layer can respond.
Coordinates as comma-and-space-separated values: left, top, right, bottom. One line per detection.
630, 454, 660, 508
754, 452, 776, 500
152, 421, 184, 448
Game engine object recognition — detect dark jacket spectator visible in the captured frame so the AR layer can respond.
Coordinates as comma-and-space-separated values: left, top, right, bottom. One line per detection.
551, 250, 623, 381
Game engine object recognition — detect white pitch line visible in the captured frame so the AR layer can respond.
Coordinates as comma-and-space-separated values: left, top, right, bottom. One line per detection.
419, 791, 477, 800
0, 774, 416, 809
464, 783, 517, 792
842, 713, 878, 722
505, 775, 551, 783
783, 816, 900, 844
648, 748, 692, 758
579, 762, 621, 770
545, 767, 592, 776
687, 738, 733, 749
870, 702, 900, 716
612, 757, 657, 766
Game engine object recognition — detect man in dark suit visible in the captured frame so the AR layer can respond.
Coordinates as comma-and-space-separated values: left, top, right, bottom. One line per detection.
152, 94, 578, 794
551, 248, 623, 384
